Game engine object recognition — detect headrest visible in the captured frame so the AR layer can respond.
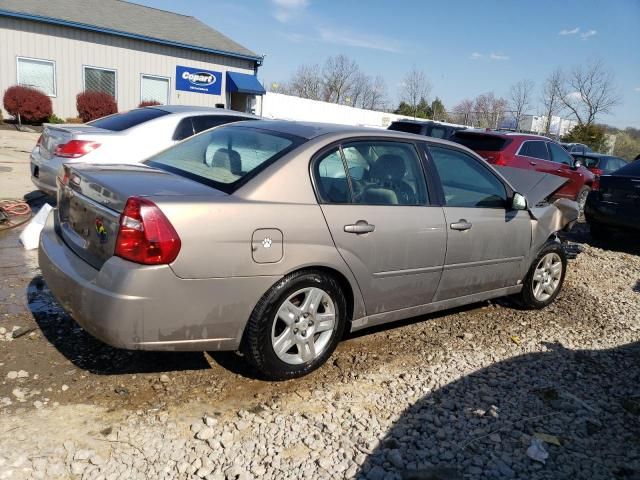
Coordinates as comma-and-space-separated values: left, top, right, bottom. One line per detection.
370, 154, 406, 181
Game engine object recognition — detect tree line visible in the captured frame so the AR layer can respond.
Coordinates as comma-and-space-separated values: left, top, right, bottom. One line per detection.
271, 56, 628, 156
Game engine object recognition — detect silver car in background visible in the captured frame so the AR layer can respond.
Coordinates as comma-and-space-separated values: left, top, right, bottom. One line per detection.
30, 105, 256, 195
39, 121, 578, 379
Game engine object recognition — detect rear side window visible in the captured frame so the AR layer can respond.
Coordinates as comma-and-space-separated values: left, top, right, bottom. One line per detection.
429, 146, 507, 208
429, 126, 447, 139
388, 122, 424, 135
87, 108, 169, 131
314, 141, 429, 206
519, 141, 550, 160
451, 132, 510, 152
548, 142, 574, 166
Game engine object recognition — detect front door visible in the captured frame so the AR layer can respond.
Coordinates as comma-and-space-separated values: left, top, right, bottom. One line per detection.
427, 145, 531, 301
314, 140, 447, 315
544, 142, 583, 199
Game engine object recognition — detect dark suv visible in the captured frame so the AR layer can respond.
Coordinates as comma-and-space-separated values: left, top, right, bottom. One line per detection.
388, 120, 466, 139
451, 131, 595, 208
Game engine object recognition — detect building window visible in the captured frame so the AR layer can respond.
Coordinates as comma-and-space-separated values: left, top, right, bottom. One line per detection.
17, 57, 56, 96
140, 75, 170, 105
84, 66, 116, 98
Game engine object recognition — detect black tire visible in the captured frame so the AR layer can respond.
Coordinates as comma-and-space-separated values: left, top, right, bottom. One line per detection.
589, 222, 610, 241
242, 270, 347, 380
577, 186, 591, 212
517, 241, 567, 309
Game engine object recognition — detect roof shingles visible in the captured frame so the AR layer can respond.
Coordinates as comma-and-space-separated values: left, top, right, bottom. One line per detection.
0, 0, 260, 61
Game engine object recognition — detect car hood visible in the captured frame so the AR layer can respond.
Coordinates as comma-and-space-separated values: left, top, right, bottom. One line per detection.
494, 166, 568, 207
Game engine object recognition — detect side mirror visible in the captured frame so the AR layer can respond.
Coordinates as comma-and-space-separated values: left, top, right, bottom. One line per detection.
572, 159, 583, 170
512, 192, 528, 210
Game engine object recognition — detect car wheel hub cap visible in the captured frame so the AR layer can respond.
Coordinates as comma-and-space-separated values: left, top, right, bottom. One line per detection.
532, 252, 563, 302
271, 287, 336, 365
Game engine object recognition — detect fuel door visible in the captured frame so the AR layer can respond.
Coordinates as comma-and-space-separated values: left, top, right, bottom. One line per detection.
251, 228, 283, 263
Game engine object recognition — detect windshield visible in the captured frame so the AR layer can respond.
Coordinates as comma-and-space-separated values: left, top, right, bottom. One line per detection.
87, 108, 169, 131
145, 125, 303, 191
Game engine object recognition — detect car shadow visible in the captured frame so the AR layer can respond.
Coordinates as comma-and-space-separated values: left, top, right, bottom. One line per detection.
563, 222, 640, 256
355, 341, 640, 480
28, 276, 212, 375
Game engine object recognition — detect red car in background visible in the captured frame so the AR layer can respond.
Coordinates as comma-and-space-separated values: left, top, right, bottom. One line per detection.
451, 131, 595, 208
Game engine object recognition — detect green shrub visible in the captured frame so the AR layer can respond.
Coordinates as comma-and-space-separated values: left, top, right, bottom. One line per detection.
47, 114, 65, 124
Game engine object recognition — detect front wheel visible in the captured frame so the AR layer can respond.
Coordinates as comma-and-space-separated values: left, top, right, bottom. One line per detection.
242, 270, 347, 380
517, 242, 567, 309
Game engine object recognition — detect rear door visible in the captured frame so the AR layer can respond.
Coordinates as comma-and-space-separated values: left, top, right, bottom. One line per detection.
515, 140, 553, 172
427, 145, 531, 301
314, 139, 447, 315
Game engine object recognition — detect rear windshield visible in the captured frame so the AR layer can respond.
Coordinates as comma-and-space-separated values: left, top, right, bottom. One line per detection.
87, 108, 169, 131
614, 160, 640, 177
388, 122, 424, 135
451, 132, 510, 151
145, 126, 303, 191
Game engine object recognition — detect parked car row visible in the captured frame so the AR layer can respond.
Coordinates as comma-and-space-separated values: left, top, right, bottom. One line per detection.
34, 110, 579, 379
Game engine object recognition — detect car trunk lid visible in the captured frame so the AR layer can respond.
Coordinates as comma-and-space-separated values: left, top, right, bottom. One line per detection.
38, 125, 117, 160
56, 163, 225, 269
599, 175, 640, 207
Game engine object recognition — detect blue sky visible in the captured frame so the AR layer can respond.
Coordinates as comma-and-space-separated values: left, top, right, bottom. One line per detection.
137, 0, 639, 128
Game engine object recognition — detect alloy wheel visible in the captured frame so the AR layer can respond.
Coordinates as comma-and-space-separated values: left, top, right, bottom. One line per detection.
271, 287, 336, 365
532, 253, 563, 302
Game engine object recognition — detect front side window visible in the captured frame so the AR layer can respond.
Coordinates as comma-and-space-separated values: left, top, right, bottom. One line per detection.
17, 57, 56, 96
141, 74, 169, 104
146, 126, 301, 189
519, 141, 550, 160
548, 142, 574, 165
430, 146, 507, 208
84, 66, 116, 97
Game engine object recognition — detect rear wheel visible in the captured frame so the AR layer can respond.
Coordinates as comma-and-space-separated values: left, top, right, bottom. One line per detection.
589, 222, 611, 241
243, 270, 347, 380
517, 242, 567, 309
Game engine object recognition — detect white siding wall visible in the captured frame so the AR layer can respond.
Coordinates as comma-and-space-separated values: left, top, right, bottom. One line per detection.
0, 17, 255, 118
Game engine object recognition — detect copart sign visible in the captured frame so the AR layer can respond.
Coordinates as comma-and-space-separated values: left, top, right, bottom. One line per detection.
175, 66, 222, 95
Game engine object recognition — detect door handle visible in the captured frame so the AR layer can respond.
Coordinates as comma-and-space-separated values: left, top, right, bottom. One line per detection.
344, 220, 375, 234
529, 161, 537, 166
450, 219, 472, 231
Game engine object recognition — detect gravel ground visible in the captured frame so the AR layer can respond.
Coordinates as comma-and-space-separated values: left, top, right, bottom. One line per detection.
1, 203, 639, 480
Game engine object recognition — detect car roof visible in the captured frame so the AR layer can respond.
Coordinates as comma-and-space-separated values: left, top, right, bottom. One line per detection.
454, 130, 550, 141
149, 105, 255, 117
232, 119, 461, 144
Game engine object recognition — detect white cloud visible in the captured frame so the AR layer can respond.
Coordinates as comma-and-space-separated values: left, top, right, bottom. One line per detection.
470, 52, 483, 60
316, 26, 399, 52
559, 27, 580, 35
634, 86, 640, 92
580, 29, 597, 39
490, 52, 510, 61
566, 91, 584, 101
271, 0, 309, 23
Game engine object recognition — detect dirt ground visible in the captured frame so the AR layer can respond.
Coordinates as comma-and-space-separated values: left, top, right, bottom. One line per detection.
0, 129, 638, 479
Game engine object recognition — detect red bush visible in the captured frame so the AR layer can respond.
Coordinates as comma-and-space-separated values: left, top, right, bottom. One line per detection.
138, 100, 161, 108
3, 85, 52, 123
76, 91, 117, 122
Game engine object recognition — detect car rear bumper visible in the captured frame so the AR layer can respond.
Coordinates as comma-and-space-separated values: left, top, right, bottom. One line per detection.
585, 196, 640, 231
30, 148, 61, 196
39, 211, 279, 351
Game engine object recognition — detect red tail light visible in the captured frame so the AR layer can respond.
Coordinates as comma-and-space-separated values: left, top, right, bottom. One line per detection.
115, 197, 181, 265
55, 140, 101, 158
591, 168, 603, 191
493, 152, 508, 166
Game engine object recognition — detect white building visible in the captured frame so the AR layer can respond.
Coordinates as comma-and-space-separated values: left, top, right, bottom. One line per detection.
0, 0, 266, 119
517, 114, 578, 138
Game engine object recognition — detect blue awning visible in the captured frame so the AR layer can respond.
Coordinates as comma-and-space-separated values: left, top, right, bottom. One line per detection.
226, 72, 266, 95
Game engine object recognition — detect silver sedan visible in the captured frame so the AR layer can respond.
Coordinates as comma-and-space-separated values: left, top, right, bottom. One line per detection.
39, 121, 578, 379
